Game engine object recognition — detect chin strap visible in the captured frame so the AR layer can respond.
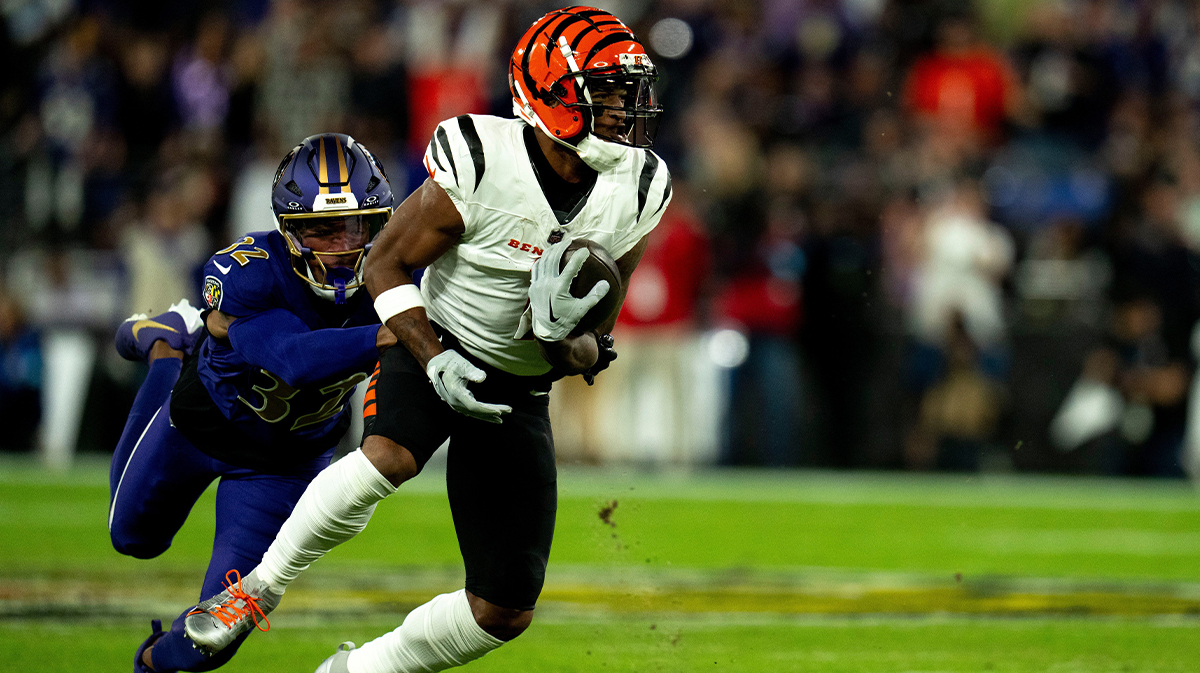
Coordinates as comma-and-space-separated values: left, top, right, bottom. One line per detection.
575, 134, 633, 172
303, 259, 359, 305
326, 267, 356, 305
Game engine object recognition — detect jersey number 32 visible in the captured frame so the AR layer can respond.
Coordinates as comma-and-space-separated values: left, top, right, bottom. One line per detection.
238, 370, 369, 431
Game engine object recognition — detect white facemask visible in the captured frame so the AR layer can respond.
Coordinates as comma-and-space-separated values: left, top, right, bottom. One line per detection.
575, 133, 634, 172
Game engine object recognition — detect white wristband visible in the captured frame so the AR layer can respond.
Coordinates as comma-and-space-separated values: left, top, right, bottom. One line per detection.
374, 284, 425, 324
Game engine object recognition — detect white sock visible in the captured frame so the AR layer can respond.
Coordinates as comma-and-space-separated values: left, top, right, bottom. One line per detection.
257, 449, 396, 593
347, 590, 504, 673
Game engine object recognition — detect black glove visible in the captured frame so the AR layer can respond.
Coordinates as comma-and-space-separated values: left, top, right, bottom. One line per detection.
582, 333, 617, 386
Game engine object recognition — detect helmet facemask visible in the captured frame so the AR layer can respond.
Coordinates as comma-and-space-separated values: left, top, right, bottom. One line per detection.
584, 74, 660, 148
547, 47, 661, 149
278, 209, 391, 304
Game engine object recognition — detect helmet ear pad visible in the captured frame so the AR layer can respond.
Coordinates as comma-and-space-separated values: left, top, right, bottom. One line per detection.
527, 74, 591, 145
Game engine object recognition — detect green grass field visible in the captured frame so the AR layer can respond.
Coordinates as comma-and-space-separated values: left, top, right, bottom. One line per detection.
3, 456, 1200, 672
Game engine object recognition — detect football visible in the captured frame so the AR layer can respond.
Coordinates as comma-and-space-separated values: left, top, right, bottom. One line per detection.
560, 238, 622, 335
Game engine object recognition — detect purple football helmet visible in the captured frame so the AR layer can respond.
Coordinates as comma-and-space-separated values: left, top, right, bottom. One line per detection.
271, 133, 394, 303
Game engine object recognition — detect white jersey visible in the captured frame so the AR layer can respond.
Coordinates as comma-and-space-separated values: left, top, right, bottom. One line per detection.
420, 114, 672, 376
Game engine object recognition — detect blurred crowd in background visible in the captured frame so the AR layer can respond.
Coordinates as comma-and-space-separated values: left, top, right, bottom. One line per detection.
5, 0, 1200, 477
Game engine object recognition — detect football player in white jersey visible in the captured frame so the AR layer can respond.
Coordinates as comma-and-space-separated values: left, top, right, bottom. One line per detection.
184, 7, 671, 672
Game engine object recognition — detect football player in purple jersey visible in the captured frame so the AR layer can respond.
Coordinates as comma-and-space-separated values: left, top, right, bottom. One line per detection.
108, 133, 395, 673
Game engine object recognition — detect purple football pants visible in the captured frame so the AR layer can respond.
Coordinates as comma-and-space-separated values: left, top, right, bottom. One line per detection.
108, 358, 330, 672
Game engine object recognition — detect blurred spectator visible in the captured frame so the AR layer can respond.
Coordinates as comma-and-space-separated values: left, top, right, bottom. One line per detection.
710, 151, 805, 467
120, 173, 211, 315
571, 182, 713, 465
172, 13, 231, 141
908, 313, 1005, 471
1011, 2, 1118, 148
349, 23, 409, 155
0, 289, 43, 452
259, 1, 352, 148
116, 33, 174, 181
224, 30, 266, 153
1013, 217, 1111, 329
902, 178, 1012, 470
909, 179, 1013, 353
403, 2, 497, 149
904, 9, 1025, 147
28, 16, 119, 242
1055, 290, 1191, 477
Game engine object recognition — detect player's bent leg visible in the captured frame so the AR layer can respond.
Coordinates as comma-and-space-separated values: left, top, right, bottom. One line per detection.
109, 403, 217, 559
448, 405, 558, 615
257, 445, 402, 589
184, 447, 400, 655
466, 592, 534, 641
109, 356, 182, 513
343, 393, 554, 673
149, 461, 327, 670
345, 589, 505, 673
361, 434, 421, 486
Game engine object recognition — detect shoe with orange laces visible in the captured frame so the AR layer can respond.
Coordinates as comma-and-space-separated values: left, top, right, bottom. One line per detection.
183, 569, 281, 656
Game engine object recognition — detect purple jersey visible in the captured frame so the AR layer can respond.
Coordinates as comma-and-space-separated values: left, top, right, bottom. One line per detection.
170, 230, 379, 468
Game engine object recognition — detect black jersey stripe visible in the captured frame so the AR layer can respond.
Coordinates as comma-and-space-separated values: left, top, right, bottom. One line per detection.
456, 115, 486, 191
636, 150, 660, 220
653, 170, 673, 216
429, 138, 446, 173
435, 126, 458, 186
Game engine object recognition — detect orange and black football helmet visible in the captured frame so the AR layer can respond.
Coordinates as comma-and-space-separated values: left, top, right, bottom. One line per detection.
510, 6, 661, 149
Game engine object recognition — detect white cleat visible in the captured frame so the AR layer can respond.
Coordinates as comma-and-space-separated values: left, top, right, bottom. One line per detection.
315, 641, 356, 673
183, 569, 281, 656
167, 298, 205, 335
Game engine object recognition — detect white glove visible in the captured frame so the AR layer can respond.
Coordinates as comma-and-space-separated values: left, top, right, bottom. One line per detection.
425, 350, 512, 424
529, 237, 611, 342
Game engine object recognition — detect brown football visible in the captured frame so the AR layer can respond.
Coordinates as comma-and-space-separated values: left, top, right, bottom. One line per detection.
559, 238, 621, 335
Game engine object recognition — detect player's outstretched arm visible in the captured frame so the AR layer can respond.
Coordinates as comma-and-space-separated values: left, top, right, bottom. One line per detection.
365, 178, 464, 369
228, 309, 384, 387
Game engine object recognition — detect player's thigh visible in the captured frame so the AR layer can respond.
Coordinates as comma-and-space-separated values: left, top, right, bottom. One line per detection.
108, 402, 218, 558
365, 344, 453, 469
447, 405, 557, 611
204, 455, 331, 596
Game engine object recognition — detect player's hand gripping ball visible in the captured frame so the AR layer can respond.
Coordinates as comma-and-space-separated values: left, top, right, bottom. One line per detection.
529, 237, 622, 341
560, 239, 622, 335
582, 333, 617, 385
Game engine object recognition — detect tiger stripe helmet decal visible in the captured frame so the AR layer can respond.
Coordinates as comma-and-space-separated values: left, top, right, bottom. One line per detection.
510, 6, 661, 149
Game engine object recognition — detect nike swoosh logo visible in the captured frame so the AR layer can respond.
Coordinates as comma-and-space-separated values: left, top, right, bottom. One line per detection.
548, 299, 559, 323
132, 320, 179, 340
214, 261, 232, 274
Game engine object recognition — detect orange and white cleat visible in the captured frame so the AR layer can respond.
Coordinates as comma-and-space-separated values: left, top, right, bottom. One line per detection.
183, 569, 280, 656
